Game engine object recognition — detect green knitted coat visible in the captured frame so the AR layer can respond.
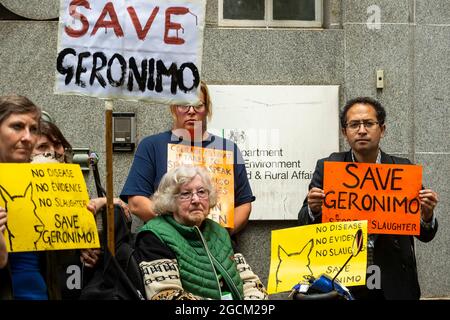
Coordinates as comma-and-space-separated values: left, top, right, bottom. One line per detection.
139, 215, 243, 300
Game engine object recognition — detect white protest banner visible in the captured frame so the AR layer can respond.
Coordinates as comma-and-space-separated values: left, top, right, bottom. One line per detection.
209, 85, 339, 220
55, 0, 206, 104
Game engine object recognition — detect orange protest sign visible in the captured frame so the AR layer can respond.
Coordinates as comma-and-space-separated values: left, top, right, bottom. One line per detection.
322, 162, 422, 235
167, 144, 234, 228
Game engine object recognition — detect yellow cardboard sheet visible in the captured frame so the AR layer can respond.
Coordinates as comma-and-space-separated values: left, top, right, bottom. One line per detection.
267, 220, 367, 294
0, 163, 100, 252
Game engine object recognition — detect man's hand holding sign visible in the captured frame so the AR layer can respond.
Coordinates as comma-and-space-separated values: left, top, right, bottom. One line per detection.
418, 188, 439, 223
307, 161, 438, 235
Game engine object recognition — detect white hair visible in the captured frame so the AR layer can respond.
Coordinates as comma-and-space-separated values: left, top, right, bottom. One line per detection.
152, 165, 218, 215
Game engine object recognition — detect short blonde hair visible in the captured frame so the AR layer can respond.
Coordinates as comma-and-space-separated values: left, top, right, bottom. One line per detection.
152, 165, 217, 215
170, 80, 212, 122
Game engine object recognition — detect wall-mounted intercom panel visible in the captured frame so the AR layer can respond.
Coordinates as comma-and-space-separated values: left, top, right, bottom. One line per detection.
112, 112, 136, 152
376, 69, 384, 89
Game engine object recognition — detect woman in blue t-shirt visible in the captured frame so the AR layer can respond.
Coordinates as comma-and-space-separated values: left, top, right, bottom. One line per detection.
120, 81, 255, 236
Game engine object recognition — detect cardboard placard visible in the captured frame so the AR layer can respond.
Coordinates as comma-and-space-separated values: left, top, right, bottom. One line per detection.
267, 221, 367, 294
323, 162, 422, 235
167, 144, 234, 228
0, 163, 99, 252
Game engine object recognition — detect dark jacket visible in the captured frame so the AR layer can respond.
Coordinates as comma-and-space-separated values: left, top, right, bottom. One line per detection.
298, 150, 438, 300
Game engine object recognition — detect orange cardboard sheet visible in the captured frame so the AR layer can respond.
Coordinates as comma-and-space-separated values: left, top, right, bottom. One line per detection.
167, 144, 234, 228
322, 162, 422, 235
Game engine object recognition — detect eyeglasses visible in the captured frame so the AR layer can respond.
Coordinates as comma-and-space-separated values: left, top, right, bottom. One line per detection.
175, 104, 206, 113
345, 120, 379, 131
177, 189, 209, 201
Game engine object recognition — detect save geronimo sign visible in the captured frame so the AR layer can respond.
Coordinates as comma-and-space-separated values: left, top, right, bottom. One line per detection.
0, 163, 99, 252
322, 162, 422, 235
55, 0, 206, 104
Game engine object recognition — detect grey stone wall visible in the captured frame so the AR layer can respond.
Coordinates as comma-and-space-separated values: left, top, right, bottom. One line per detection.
0, 0, 448, 298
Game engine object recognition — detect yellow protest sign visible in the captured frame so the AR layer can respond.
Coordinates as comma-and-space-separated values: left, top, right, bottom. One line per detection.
0, 163, 100, 252
167, 144, 234, 228
267, 220, 367, 294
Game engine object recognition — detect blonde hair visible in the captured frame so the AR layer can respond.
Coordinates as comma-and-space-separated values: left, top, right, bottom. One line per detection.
170, 80, 212, 122
152, 165, 217, 215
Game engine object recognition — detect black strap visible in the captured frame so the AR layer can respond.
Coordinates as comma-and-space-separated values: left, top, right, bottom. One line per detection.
89, 155, 106, 198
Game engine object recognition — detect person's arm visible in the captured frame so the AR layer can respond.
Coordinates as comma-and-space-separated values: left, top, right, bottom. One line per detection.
233, 253, 268, 300
0, 207, 8, 269
127, 195, 157, 223
298, 159, 325, 226
120, 136, 159, 220
135, 231, 201, 300
230, 202, 251, 235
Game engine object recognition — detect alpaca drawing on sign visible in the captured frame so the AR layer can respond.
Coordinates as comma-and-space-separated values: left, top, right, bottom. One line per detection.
275, 239, 314, 292
0, 183, 45, 251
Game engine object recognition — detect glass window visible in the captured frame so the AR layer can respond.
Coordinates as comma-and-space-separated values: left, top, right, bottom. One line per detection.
223, 0, 265, 20
219, 0, 322, 27
273, 0, 316, 21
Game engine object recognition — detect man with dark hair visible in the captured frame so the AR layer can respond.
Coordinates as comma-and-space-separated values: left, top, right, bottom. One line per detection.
298, 97, 439, 300
339, 97, 386, 129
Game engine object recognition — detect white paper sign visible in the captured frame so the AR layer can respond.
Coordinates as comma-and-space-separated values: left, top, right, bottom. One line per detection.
209, 85, 340, 220
55, 0, 206, 104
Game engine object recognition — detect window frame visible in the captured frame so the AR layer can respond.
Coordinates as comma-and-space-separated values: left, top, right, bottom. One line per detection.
218, 0, 323, 28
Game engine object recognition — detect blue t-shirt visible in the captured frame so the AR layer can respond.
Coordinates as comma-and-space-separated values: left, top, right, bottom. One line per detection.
120, 131, 255, 207
9, 252, 48, 300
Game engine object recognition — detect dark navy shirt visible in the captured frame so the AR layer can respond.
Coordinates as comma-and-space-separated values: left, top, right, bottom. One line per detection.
120, 131, 255, 207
